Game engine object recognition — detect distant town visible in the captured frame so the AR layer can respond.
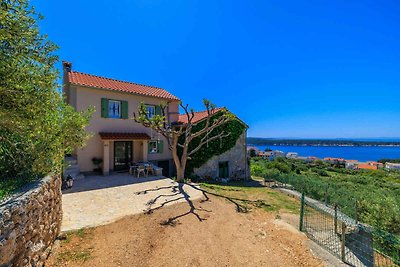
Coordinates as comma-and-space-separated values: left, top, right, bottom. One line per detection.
247, 146, 400, 171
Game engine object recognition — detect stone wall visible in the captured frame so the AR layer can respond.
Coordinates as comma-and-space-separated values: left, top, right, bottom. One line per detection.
0, 175, 62, 267
193, 132, 250, 179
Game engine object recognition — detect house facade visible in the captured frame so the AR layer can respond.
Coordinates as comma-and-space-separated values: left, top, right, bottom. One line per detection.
63, 62, 179, 176
177, 109, 249, 180
385, 162, 400, 170
63, 62, 249, 179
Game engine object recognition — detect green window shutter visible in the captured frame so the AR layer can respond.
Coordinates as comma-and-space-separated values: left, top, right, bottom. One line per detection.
121, 101, 128, 119
148, 142, 153, 154
158, 140, 163, 154
155, 105, 161, 115
101, 98, 109, 118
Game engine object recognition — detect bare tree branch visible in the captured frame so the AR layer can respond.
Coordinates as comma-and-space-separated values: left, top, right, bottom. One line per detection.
134, 100, 235, 181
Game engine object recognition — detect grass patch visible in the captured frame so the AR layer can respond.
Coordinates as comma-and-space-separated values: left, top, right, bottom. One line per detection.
55, 228, 94, 265
200, 179, 299, 214
63, 228, 91, 242
75, 228, 87, 238
57, 248, 93, 263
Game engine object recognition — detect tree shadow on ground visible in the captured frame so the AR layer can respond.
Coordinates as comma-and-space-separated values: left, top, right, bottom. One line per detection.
199, 178, 265, 189
135, 182, 272, 226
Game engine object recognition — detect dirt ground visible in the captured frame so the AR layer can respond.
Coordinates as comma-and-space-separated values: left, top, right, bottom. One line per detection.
46, 192, 325, 267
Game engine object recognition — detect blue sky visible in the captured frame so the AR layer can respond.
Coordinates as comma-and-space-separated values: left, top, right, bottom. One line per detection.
34, 0, 400, 138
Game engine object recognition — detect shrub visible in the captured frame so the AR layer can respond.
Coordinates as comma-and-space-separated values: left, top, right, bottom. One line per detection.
251, 164, 265, 177
0, 1, 92, 198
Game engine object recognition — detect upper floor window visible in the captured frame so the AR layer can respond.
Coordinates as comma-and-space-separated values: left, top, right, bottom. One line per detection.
109, 100, 121, 118
101, 98, 128, 119
146, 105, 155, 119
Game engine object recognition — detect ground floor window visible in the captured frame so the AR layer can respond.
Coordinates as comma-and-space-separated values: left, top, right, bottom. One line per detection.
149, 140, 158, 153
148, 140, 163, 154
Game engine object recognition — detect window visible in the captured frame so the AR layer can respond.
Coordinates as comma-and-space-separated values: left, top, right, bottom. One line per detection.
101, 98, 128, 119
108, 100, 121, 118
148, 140, 164, 154
149, 141, 158, 154
145, 105, 156, 119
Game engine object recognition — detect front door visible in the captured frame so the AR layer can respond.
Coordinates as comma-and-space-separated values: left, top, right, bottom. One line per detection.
114, 141, 132, 171
219, 161, 229, 178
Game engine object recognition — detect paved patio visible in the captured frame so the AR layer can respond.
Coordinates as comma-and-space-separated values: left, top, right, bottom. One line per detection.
61, 174, 203, 232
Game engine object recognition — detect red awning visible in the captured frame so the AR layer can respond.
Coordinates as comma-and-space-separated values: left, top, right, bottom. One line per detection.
99, 132, 151, 140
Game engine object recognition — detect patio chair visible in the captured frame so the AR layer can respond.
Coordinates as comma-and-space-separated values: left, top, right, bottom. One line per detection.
136, 165, 145, 178
129, 165, 136, 175
145, 165, 154, 177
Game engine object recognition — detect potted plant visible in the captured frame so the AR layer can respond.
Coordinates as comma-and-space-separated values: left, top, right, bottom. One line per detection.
62, 174, 74, 190
92, 157, 103, 173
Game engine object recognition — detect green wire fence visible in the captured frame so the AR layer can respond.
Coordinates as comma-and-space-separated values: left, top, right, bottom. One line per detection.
263, 174, 400, 266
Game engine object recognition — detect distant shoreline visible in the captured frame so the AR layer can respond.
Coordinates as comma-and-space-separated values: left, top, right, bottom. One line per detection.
248, 143, 400, 147
249, 143, 400, 162
247, 137, 400, 147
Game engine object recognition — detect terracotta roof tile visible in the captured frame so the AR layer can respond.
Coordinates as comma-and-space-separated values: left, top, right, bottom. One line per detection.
99, 132, 151, 140
358, 164, 377, 170
178, 108, 224, 124
68, 71, 179, 101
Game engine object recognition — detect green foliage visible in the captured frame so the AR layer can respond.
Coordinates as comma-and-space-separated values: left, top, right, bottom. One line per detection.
250, 164, 264, 177
250, 157, 400, 236
379, 158, 400, 163
249, 148, 257, 157
179, 113, 246, 175
0, 0, 92, 199
134, 101, 167, 128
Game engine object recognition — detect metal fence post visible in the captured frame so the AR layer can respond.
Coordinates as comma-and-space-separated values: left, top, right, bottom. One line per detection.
334, 204, 338, 234
355, 200, 358, 225
299, 192, 305, 231
341, 221, 346, 263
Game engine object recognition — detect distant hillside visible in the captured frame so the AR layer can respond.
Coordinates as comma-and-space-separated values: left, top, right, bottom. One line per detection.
247, 137, 400, 146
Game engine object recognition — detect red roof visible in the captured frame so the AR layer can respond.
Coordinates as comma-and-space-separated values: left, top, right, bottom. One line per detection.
99, 132, 150, 140
68, 71, 179, 100
358, 164, 377, 170
178, 108, 224, 124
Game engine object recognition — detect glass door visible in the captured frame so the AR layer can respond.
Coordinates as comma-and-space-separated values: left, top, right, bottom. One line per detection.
114, 141, 132, 171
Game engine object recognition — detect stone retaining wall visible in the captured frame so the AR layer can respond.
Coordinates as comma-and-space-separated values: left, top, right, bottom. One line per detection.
0, 175, 62, 267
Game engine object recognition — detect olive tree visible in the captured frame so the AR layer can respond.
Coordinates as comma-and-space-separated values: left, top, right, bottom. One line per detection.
0, 0, 92, 183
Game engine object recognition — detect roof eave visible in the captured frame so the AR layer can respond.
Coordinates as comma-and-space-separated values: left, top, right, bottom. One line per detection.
69, 82, 180, 101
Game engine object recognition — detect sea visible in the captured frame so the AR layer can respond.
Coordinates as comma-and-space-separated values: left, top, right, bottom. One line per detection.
254, 145, 400, 162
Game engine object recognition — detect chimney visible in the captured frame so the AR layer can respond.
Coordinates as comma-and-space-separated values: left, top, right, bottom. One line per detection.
62, 61, 72, 104
62, 61, 72, 72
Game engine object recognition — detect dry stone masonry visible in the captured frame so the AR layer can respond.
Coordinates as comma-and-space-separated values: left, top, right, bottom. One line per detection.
0, 175, 62, 267
193, 133, 249, 179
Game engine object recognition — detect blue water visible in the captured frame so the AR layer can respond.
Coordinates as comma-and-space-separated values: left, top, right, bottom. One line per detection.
254, 145, 400, 162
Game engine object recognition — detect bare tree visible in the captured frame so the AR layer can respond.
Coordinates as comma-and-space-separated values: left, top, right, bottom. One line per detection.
134, 99, 234, 182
